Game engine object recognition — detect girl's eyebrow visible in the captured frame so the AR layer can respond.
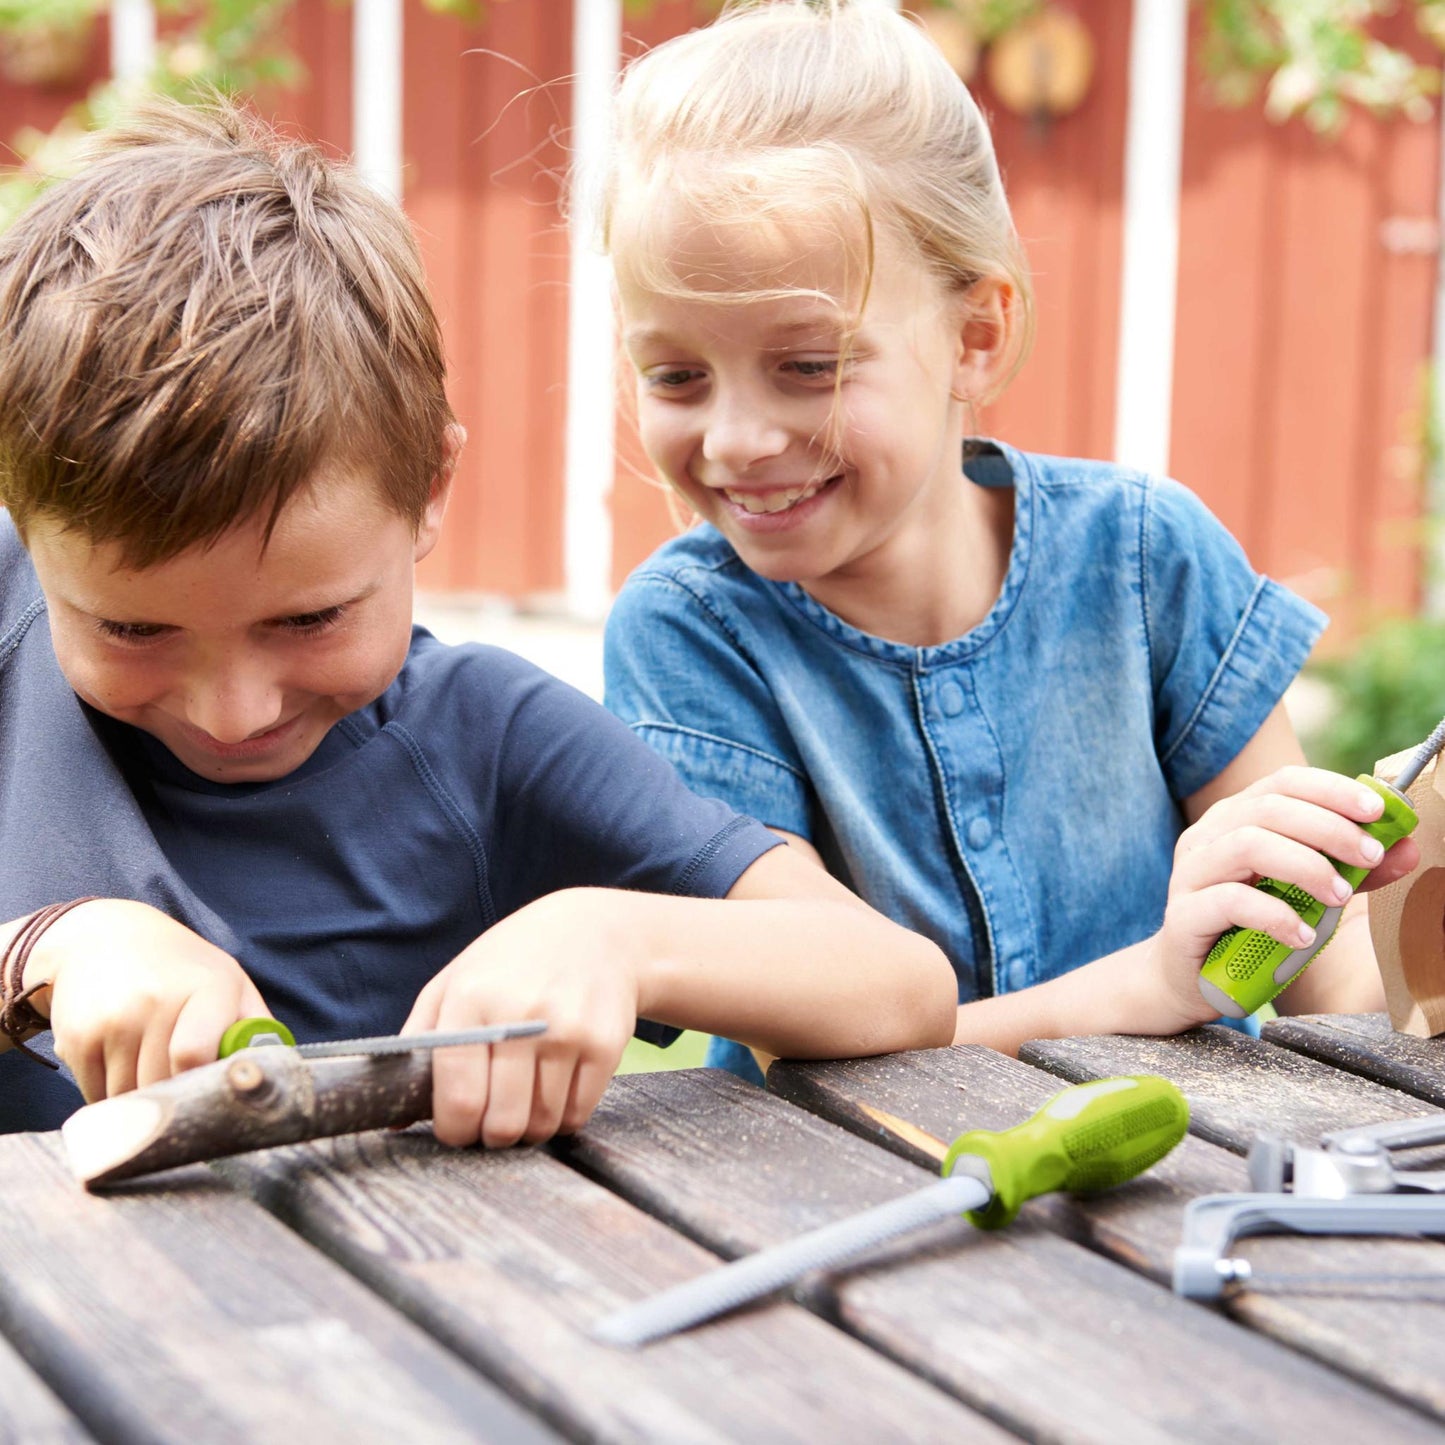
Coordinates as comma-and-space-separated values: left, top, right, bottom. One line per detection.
624, 316, 848, 349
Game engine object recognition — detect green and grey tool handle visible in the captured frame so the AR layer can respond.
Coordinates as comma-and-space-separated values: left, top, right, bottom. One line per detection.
594, 1074, 1188, 1348
1198, 710, 1445, 1019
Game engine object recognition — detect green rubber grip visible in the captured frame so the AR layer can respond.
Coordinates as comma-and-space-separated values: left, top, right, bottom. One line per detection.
218, 1016, 297, 1057
941, 1075, 1189, 1230
1197, 774, 1417, 1020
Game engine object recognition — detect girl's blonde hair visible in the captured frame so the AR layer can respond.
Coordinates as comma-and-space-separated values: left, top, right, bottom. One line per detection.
601, 0, 1035, 393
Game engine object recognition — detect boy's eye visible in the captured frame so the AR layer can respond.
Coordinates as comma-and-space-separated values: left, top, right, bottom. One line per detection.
95, 618, 168, 644
642, 367, 705, 391
278, 605, 346, 635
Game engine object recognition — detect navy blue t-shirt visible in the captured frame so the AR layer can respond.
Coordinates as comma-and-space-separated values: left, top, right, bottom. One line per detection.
0, 519, 779, 1131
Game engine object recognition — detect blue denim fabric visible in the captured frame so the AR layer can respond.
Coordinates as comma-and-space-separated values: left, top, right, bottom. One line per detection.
604, 442, 1324, 1079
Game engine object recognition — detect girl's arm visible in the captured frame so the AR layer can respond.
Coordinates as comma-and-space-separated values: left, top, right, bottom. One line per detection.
941, 704, 1415, 1052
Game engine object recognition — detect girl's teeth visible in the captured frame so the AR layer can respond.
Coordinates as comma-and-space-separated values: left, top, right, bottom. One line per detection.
725, 482, 822, 514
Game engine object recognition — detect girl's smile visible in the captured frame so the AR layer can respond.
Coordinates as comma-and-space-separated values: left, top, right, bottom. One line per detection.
617, 217, 1013, 644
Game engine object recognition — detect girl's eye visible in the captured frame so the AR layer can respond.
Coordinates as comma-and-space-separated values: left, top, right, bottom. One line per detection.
95, 619, 168, 644
785, 358, 840, 381
278, 605, 346, 635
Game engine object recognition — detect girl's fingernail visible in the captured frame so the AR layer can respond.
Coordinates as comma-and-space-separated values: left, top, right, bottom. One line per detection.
1362, 838, 1385, 864
1296, 924, 1316, 947
1332, 876, 1353, 902
1358, 790, 1383, 814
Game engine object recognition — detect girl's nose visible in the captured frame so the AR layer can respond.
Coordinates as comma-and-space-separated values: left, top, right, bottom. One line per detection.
701, 396, 790, 474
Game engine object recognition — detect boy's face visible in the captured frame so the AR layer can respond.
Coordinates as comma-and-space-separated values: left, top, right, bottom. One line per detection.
28, 465, 448, 784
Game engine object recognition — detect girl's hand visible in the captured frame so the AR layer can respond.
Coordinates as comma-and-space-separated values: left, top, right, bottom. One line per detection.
1151, 765, 1419, 1023
403, 890, 642, 1150
23, 899, 270, 1102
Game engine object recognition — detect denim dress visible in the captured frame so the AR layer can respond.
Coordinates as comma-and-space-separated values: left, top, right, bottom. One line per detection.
604, 441, 1328, 1081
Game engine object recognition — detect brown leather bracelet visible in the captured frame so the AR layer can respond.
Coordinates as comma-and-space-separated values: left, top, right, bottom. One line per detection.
1, 898, 100, 1069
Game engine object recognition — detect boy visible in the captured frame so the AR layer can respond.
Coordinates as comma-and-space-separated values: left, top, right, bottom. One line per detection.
0, 98, 955, 1140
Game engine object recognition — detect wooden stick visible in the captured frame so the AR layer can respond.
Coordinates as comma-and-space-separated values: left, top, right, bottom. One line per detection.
61, 1047, 434, 1189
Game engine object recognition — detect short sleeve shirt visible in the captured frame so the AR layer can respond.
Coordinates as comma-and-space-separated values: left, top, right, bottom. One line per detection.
0, 516, 780, 1132
604, 441, 1327, 1004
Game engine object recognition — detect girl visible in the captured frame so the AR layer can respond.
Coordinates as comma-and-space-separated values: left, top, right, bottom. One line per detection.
598, 0, 1417, 1081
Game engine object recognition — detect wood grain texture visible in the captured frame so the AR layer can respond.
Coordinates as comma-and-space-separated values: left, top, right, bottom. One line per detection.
0, 1330, 91, 1444
991, 1030, 1445, 1420
770, 1045, 1247, 1279
216, 1123, 996, 1444
1263, 1012, 1445, 1108
554, 1070, 1443, 1442
0, 1134, 555, 1445
1019, 1024, 1445, 1153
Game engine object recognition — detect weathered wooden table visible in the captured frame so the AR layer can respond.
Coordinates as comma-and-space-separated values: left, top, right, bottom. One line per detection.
5, 1015, 1445, 1443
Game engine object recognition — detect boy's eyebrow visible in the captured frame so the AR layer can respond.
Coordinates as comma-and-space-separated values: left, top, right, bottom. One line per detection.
76, 581, 382, 627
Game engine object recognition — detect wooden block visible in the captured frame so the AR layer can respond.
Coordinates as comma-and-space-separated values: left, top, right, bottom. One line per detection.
0, 1134, 556, 1445
773, 1045, 1445, 1429
219, 1120, 997, 1443
562, 1069, 1442, 1441
1369, 750, 1445, 1036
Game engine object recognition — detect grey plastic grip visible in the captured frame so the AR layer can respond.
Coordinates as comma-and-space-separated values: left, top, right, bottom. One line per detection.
594, 1171, 991, 1347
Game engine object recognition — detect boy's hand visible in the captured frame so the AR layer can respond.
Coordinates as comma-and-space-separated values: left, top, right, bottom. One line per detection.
403, 889, 641, 1150
24, 900, 269, 1102
1151, 764, 1419, 1024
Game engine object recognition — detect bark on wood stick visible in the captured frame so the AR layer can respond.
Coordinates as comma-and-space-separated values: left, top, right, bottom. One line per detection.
61, 1047, 434, 1189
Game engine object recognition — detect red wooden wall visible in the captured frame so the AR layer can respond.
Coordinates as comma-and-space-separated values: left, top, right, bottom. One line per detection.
1, 1, 1440, 631
1171, 7, 1441, 630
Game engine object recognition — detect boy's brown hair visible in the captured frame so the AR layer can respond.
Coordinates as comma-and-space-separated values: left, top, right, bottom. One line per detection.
0, 95, 453, 568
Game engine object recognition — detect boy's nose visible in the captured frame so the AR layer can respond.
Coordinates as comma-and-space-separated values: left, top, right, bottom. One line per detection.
701, 400, 790, 475
180, 669, 286, 743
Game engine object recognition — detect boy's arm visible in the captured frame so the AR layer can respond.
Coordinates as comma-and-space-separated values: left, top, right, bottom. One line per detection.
644, 842, 955, 1056
948, 704, 1412, 1052
1, 901, 269, 1099
407, 847, 956, 1152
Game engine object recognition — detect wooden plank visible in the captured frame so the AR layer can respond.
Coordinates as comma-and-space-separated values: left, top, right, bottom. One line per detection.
996, 1031, 1445, 1419
1263, 1013, 1445, 1108
217, 1125, 997, 1444
1019, 1023, 1445, 1154
0, 1330, 92, 1444
771, 1045, 1445, 1431
0, 1135, 555, 1445
770, 1044, 1246, 1279
556, 1068, 1442, 1442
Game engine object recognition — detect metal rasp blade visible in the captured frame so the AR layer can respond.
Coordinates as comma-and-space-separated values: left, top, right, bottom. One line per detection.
250, 1020, 548, 1058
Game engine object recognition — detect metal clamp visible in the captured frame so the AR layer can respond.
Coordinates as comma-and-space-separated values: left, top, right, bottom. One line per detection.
1173, 1111, 1445, 1299
1173, 1193, 1445, 1299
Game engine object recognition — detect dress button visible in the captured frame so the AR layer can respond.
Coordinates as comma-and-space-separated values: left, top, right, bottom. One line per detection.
966, 816, 992, 849
938, 681, 966, 717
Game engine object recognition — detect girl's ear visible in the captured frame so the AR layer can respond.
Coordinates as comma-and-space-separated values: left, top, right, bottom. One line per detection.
950, 275, 1016, 405
414, 423, 465, 563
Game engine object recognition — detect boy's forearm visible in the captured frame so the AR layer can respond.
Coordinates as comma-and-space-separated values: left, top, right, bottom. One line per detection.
628, 893, 956, 1060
